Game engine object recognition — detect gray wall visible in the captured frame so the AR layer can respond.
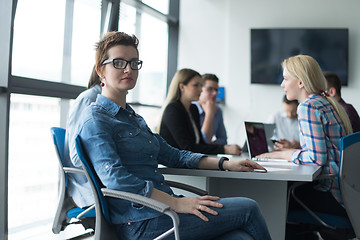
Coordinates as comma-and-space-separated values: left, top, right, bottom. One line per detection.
178, 0, 360, 144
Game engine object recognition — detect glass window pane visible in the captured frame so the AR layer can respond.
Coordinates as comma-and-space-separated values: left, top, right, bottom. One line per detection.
142, 0, 169, 15
119, 3, 168, 106
12, 0, 66, 82
12, 0, 101, 87
131, 105, 161, 132
137, 14, 168, 106
8, 94, 60, 236
71, 0, 101, 86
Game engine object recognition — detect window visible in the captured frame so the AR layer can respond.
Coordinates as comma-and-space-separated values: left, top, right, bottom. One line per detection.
120, 2, 169, 106
143, 0, 169, 15
8, 94, 60, 237
12, 0, 101, 87
5, 0, 178, 239
12, 0, 66, 82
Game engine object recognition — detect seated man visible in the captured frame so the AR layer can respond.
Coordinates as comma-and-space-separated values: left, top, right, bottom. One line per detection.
268, 95, 300, 149
193, 73, 228, 145
63, 66, 101, 207
324, 71, 360, 132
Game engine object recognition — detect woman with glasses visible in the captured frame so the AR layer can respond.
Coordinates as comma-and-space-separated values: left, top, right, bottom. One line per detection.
76, 31, 270, 240
158, 68, 242, 155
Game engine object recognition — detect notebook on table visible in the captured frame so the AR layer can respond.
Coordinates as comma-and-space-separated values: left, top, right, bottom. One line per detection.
244, 121, 287, 162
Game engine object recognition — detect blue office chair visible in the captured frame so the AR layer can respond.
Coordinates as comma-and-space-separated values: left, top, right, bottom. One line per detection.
339, 131, 360, 239
287, 132, 360, 239
50, 127, 95, 234
75, 134, 208, 240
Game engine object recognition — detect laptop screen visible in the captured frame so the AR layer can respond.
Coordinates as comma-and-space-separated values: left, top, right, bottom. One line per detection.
245, 122, 275, 158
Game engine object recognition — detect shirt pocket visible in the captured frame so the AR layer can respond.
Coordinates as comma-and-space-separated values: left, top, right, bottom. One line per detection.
115, 127, 145, 153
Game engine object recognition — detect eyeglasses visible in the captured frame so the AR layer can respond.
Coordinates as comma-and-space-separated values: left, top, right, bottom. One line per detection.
204, 86, 219, 93
102, 58, 143, 70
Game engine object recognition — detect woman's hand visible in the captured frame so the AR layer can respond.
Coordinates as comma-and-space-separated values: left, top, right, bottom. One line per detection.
274, 139, 300, 150
173, 195, 222, 221
256, 149, 295, 161
224, 158, 267, 172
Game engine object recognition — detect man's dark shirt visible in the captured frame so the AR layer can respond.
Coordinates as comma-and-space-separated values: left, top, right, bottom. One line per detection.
339, 98, 360, 133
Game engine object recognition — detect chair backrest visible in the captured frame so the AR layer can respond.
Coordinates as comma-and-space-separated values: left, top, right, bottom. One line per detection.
51, 127, 66, 164
75, 135, 111, 223
339, 131, 360, 238
50, 127, 72, 234
75, 135, 117, 240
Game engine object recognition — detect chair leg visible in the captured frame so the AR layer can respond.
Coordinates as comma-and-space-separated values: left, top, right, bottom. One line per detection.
289, 183, 336, 230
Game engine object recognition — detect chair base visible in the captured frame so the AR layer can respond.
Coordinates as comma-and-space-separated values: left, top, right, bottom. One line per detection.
286, 222, 355, 240
319, 227, 355, 240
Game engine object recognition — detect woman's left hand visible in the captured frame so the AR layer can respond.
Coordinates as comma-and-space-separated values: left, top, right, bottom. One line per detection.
173, 195, 223, 222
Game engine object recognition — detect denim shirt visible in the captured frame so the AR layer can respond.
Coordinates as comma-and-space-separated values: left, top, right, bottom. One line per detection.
77, 95, 205, 224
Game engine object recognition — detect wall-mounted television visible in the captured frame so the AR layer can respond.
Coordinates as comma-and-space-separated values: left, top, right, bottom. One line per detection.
251, 28, 349, 85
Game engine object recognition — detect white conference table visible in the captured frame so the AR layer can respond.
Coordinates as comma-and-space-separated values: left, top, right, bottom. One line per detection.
159, 154, 322, 240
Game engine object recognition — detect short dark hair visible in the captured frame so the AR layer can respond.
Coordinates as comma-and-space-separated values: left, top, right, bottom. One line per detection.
201, 73, 219, 83
283, 95, 299, 105
324, 71, 342, 97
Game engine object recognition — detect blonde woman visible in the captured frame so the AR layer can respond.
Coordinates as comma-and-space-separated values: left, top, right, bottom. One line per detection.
257, 55, 353, 238
159, 68, 242, 155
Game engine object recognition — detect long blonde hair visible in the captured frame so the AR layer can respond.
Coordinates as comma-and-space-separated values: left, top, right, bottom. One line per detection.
156, 68, 201, 133
282, 55, 352, 135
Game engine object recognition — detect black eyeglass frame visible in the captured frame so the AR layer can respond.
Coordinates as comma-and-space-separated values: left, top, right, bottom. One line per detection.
102, 58, 143, 70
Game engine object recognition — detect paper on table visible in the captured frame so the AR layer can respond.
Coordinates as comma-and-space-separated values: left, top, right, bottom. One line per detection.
256, 161, 296, 166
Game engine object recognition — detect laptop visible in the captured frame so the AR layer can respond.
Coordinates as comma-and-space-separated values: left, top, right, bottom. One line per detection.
244, 121, 287, 162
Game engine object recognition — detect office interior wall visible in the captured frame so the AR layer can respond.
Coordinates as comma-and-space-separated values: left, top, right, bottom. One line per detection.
178, 0, 360, 144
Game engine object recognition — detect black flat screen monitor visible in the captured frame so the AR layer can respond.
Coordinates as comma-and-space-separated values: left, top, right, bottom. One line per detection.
251, 28, 349, 85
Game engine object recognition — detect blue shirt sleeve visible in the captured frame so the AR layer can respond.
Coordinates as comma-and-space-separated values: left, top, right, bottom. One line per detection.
155, 134, 205, 169
214, 107, 228, 145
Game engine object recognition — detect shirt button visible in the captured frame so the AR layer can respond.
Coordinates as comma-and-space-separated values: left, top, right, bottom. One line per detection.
150, 155, 153, 158
127, 222, 131, 225
154, 170, 157, 173
160, 183, 164, 186
129, 132, 133, 136
129, 114, 132, 117
148, 140, 152, 144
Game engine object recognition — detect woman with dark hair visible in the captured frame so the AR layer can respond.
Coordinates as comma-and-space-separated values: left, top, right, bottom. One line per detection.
159, 68, 242, 155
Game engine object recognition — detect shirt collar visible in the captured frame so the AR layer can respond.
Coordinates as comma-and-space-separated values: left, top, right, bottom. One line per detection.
95, 94, 135, 116
192, 101, 204, 115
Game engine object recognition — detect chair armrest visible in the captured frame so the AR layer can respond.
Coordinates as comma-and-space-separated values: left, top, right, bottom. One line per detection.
101, 188, 171, 213
101, 188, 181, 240
63, 167, 85, 174
165, 180, 208, 196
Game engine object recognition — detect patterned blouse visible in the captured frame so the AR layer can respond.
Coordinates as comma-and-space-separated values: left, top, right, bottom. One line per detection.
291, 94, 347, 206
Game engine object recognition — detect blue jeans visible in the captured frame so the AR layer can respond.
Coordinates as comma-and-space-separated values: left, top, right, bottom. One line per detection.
115, 197, 271, 240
